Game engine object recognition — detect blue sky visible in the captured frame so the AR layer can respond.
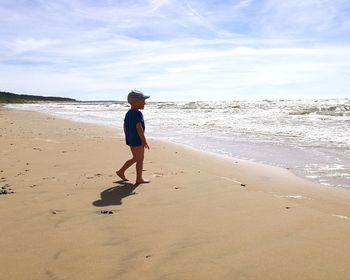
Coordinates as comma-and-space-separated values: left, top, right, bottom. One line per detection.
1, 0, 350, 101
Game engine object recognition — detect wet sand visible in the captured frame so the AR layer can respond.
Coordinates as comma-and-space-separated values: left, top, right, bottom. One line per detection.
1, 107, 350, 280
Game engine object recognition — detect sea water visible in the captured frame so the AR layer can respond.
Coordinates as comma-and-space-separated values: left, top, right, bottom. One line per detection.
6, 98, 350, 188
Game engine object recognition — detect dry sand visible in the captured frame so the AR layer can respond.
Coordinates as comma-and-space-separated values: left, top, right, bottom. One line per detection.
1, 107, 350, 280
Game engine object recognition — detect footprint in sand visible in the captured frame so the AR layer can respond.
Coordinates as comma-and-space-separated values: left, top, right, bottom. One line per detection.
151, 172, 164, 178
86, 173, 104, 180
51, 210, 63, 215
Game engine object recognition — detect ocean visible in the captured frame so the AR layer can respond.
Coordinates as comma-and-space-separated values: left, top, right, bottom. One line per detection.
6, 98, 350, 189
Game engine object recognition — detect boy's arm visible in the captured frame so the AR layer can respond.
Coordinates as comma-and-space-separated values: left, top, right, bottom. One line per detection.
136, 122, 149, 149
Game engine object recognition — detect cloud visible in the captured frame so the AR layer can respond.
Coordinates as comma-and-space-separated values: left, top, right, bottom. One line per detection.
8, 38, 62, 54
0, 0, 350, 100
258, 0, 350, 40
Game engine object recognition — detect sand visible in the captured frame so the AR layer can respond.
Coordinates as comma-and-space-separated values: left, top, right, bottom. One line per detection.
1, 107, 350, 280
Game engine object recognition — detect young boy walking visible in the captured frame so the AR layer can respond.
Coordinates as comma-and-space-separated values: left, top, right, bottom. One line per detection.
116, 90, 150, 184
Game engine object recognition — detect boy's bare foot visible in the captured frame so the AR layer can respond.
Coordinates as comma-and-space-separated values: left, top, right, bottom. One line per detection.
116, 171, 128, 181
135, 179, 150, 184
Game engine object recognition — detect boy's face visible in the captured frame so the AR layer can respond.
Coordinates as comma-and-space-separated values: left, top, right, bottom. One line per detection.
131, 99, 146, 109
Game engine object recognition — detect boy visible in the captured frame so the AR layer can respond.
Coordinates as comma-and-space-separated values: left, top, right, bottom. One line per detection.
116, 90, 150, 184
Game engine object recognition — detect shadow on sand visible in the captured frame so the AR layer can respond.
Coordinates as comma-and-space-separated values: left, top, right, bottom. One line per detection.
93, 181, 140, 207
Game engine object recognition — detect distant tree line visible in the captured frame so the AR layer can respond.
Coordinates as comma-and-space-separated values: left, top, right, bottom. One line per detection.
0, 91, 76, 103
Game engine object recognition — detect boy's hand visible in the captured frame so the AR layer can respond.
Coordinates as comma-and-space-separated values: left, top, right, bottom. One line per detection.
143, 142, 149, 149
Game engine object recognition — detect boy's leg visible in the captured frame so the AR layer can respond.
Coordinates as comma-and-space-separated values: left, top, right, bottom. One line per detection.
116, 148, 138, 181
131, 146, 149, 184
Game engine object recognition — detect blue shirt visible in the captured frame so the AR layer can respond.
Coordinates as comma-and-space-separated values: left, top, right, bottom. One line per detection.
124, 109, 145, 147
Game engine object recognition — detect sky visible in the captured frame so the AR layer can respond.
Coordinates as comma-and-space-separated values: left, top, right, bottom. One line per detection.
1, 0, 350, 101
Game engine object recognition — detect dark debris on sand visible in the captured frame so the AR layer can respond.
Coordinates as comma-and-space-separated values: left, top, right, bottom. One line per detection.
99, 210, 116, 215
0, 184, 15, 195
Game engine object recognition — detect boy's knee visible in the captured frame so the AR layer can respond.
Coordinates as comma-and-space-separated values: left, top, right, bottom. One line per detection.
129, 157, 137, 163
136, 157, 144, 163
131, 155, 143, 162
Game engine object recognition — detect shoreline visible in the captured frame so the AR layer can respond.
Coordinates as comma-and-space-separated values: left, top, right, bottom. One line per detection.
5, 102, 349, 189
1, 107, 350, 280
5, 105, 342, 189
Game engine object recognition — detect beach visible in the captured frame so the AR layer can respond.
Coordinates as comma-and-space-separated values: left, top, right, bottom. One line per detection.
1, 107, 350, 280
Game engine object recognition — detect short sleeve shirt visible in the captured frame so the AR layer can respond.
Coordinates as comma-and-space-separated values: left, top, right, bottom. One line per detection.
124, 109, 145, 147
